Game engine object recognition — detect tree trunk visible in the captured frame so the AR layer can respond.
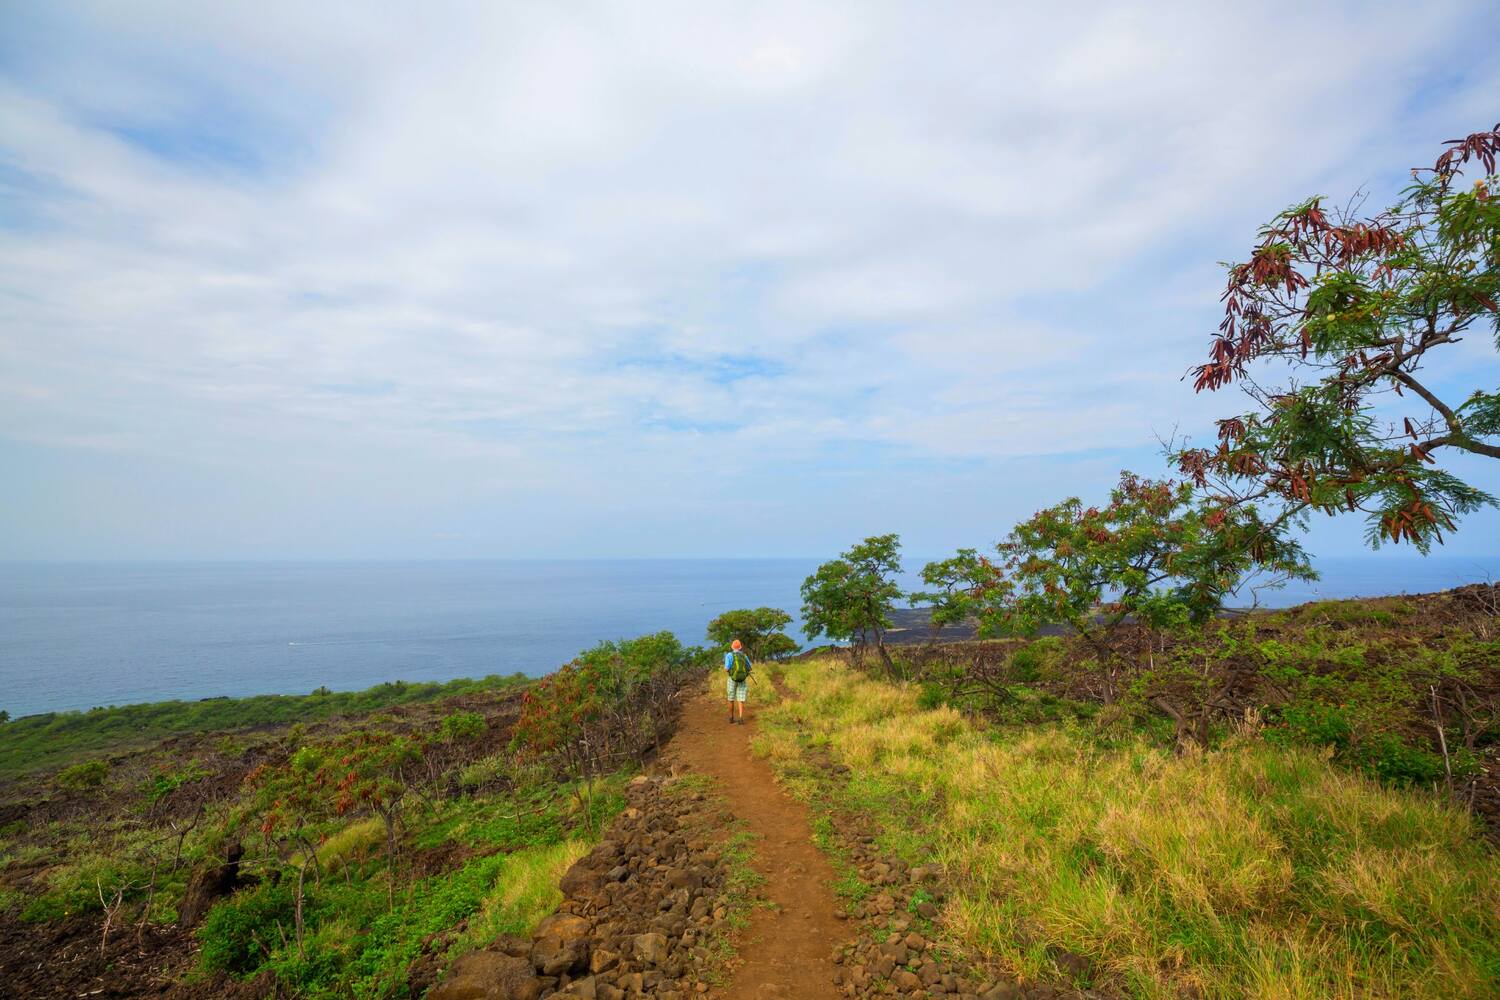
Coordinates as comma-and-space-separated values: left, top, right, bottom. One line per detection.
875, 632, 895, 677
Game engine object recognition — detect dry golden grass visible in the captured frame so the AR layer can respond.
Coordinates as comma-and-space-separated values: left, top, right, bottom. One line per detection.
758, 657, 1499, 1000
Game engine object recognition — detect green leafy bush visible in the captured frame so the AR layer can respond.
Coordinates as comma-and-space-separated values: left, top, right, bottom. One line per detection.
198, 883, 297, 975
1008, 637, 1063, 683
439, 710, 485, 743
916, 683, 946, 711
510, 631, 704, 765
56, 759, 108, 790
1272, 702, 1352, 750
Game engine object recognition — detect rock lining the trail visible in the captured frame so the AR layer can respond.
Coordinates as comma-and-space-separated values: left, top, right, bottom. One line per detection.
429, 774, 742, 1000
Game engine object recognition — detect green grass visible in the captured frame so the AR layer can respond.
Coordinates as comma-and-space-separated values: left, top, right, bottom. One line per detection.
198, 773, 627, 998
756, 656, 1500, 1000
0, 673, 529, 777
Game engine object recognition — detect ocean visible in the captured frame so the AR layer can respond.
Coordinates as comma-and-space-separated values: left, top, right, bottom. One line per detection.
2, 556, 1498, 718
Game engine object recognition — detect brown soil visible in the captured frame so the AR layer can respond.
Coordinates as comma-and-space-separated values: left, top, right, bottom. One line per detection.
0, 917, 266, 1000
661, 683, 849, 1000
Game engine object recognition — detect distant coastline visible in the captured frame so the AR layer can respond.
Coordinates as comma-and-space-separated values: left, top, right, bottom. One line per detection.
2, 555, 1498, 718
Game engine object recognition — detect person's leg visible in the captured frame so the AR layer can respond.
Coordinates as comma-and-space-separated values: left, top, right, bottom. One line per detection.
736, 682, 746, 722
726, 675, 735, 721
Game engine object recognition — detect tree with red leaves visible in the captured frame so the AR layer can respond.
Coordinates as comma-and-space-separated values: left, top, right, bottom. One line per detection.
1181, 125, 1500, 550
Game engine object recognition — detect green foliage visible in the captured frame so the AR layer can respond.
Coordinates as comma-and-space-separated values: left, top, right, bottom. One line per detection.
705, 607, 799, 660
56, 758, 109, 791
917, 473, 1312, 700
198, 882, 297, 975
0, 672, 528, 777
510, 631, 704, 763
197, 775, 624, 995
439, 710, 485, 743
1238, 624, 1488, 786
760, 655, 1500, 1000
22, 849, 148, 922
800, 534, 904, 663
1184, 126, 1500, 551
143, 763, 210, 804
252, 728, 424, 865
915, 683, 947, 711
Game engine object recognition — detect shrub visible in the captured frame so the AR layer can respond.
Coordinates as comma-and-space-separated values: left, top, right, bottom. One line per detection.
916, 683, 947, 711
1008, 638, 1062, 684
439, 710, 485, 743
56, 759, 108, 791
198, 883, 297, 975
510, 631, 704, 772
458, 754, 508, 792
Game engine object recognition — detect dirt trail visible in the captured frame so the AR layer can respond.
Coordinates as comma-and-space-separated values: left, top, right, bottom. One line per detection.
661, 680, 847, 1000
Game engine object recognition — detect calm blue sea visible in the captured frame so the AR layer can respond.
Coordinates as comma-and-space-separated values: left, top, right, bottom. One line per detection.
2, 556, 1498, 718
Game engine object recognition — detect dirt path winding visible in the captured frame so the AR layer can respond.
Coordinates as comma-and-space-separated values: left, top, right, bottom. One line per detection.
661, 680, 848, 1000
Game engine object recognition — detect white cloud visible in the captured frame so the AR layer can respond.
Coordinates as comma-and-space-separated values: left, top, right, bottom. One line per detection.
1, 0, 1498, 556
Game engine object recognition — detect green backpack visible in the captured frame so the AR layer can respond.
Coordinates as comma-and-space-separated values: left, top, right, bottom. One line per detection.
728, 651, 752, 683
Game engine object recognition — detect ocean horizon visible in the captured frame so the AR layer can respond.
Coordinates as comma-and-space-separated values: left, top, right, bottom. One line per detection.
3, 555, 1499, 719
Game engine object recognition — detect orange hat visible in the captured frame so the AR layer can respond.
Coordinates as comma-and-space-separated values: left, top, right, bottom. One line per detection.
731, 639, 742, 650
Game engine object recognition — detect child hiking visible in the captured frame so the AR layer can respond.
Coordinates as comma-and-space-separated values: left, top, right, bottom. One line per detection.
724, 638, 752, 724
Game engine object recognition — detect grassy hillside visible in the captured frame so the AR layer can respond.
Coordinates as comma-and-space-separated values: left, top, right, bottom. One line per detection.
887, 586, 1500, 825
0, 633, 710, 999
754, 654, 1499, 999
0, 673, 530, 778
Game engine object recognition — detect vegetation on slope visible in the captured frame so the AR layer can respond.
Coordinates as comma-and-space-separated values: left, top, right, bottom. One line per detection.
754, 653, 1499, 999
0, 632, 709, 999
894, 585, 1500, 821
0, 673, 529, 778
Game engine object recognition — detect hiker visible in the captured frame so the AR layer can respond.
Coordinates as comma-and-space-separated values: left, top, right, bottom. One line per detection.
724, 639, 752, 724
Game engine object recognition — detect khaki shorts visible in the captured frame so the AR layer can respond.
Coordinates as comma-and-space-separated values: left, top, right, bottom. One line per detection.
725, 676, 748, 702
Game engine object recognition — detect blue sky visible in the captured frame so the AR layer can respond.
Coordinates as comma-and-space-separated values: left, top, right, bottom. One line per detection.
1, 1, 1498, 563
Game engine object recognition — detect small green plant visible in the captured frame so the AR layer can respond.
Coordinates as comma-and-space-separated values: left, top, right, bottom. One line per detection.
439, 710, 484, 743
916, 683, 946, 711
143, 763, 210, 804
56, 759, 108, 791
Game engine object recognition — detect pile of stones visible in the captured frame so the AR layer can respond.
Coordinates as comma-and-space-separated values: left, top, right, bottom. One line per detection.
429, 775, 740, 1000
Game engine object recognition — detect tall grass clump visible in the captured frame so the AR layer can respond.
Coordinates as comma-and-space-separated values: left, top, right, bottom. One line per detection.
760, 657, 1499, 1000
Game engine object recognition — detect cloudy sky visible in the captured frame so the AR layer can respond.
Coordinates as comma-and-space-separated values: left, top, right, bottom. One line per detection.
2, 1, 1498, 561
